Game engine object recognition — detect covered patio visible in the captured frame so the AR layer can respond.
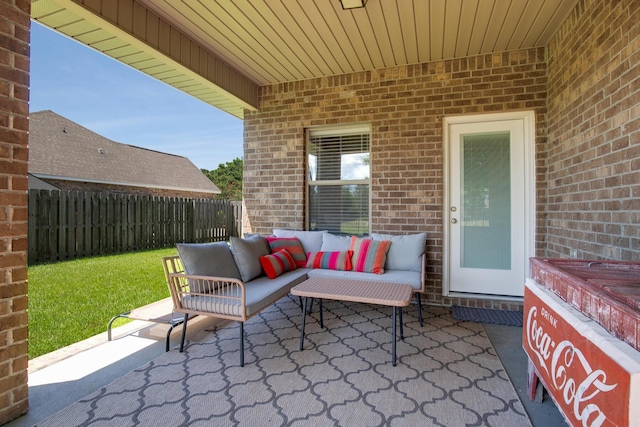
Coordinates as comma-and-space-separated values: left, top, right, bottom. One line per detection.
7, 298, 564, 426
1, 0, 639, 424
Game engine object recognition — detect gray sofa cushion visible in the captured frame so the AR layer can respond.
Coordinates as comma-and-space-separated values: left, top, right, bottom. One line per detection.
307, 268, 422, 290
181, 269, 310, 317
229, 235, 270, 282
273, 229, 325, 254
371, 232, 427, 272
244, 269, 310, 316
177, 242, 241, 280
320, 233, 352, 251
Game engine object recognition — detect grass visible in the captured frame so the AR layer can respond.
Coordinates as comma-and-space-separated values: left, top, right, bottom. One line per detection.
28, 248, 177, 359
340, 218, 369, 235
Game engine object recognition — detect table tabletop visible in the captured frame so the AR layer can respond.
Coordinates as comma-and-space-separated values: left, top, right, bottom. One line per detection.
291, 277, 413, 307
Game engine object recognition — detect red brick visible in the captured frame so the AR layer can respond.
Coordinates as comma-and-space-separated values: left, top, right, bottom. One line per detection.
10, 237, 26, 252
10, 207, 26, 222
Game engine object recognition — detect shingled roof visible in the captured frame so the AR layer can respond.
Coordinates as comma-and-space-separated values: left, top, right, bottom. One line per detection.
29, 110, 220, 194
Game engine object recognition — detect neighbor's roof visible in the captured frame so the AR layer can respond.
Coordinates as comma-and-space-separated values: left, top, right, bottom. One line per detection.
29, 110, 220, 194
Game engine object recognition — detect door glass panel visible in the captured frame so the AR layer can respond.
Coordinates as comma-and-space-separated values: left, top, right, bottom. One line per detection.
461, 132, 511, 270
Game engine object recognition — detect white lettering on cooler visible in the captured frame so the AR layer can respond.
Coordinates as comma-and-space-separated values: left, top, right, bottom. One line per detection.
526, 306, 555, 372
526, 305, 618, 427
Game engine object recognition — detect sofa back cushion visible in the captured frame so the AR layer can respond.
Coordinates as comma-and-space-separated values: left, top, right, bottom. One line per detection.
371, 232, 427, 272
273, 229, 325, 254
320, 233, 352, 251
177, 242, 241, 280
230, 235, 270, 282
350, 236, 391, 274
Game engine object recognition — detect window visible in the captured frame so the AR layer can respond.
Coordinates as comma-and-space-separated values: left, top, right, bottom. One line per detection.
307, 125, 371, 235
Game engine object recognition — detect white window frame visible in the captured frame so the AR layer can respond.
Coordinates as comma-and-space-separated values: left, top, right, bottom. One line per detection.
306, 124, 372, 235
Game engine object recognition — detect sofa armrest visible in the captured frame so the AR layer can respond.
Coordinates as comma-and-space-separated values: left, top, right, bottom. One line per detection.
164, 255, 250, 322
419, 252, 426, 294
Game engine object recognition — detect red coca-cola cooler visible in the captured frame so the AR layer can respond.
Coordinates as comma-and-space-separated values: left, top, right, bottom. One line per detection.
524, 259, 640, 427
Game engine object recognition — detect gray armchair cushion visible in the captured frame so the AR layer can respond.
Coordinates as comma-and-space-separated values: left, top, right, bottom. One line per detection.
177, 242, 241, 280
229, 235, 270, 282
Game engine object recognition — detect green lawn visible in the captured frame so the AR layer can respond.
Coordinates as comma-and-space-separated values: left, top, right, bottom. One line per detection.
28, 248, 177, 359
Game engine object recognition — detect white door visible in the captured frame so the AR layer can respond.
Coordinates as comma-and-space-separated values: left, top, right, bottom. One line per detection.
444, 113, 534, 297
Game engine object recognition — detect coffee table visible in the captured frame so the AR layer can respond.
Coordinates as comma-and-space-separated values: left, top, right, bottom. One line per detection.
290, 277, 414, 366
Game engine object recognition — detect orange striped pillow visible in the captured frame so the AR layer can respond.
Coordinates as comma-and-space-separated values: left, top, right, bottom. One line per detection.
266, 236, 307, 267
350, 236, 391, 274
259, 249, 297, 279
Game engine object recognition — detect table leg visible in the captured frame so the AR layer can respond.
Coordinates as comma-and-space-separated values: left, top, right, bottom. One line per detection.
392, 306, 397, 366
299, 297, 308, 351
319, 298, 323, 328
399, 306, 404, 340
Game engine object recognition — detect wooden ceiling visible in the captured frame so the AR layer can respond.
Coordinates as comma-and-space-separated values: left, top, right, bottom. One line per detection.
32, 0, 578, 118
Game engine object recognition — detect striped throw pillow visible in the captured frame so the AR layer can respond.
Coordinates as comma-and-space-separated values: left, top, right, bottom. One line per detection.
350, 236, 391, 274
266, 236, 307, 267
259, 249, 297, 279
305, 251, 353, 271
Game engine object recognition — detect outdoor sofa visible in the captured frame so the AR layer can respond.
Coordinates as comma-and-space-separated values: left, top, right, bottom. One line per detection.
162, 229, 427, 366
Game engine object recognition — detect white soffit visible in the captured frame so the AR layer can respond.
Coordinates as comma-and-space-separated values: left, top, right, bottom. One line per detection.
32, 0, 579, 115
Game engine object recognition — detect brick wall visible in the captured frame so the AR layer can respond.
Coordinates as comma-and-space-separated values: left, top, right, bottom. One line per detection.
546, 0, 640, 260
244, 48, 548, 308
0, 0, 30, 423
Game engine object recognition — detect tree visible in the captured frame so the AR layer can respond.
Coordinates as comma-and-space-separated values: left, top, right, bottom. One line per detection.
202, 157, 243, 201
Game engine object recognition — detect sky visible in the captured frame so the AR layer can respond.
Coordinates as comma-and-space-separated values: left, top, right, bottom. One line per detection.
29, 22, 244, 171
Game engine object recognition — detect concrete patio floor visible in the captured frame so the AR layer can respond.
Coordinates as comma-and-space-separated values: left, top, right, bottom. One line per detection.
6, 309, 567, 427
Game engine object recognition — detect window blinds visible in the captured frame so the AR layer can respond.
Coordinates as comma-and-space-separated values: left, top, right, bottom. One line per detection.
307, 127, 370, 235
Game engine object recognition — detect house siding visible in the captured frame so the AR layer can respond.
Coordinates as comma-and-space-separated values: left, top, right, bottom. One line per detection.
0, 0, 30, 423
244, 47, 548, 308
546, 0, 640, 261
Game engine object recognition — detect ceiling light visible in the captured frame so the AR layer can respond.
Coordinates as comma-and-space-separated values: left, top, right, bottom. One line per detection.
340, 0, 367, 10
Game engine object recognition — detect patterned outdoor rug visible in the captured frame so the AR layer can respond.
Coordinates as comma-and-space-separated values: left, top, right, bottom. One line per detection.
37, 297, 531, 427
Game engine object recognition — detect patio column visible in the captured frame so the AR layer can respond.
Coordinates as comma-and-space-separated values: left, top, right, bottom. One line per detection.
0, 0, 30, 423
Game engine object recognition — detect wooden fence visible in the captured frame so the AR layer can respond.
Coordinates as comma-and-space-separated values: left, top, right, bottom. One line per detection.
28, 189, 242, 264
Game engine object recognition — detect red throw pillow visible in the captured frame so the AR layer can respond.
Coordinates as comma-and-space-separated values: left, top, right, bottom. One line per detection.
266, 236, 307, 267
259, 248, 297, 279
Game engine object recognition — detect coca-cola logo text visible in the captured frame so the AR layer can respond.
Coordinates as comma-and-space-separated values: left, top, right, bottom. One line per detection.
526, 305, 617, 427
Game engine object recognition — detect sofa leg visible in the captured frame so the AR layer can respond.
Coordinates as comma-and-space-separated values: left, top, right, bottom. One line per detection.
240, 322, 245, 367
179, 313, 189, 352
416, 293, 424, 327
